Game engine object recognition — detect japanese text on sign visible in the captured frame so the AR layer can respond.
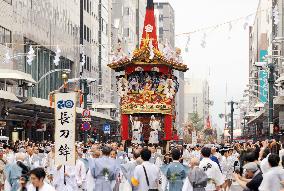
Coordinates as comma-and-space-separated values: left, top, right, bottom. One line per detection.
54, 92, 76, 166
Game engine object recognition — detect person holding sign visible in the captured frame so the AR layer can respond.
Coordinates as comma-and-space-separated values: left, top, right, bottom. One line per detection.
53, 164, 77, 191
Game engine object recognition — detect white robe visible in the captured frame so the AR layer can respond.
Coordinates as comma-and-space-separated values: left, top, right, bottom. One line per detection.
149, 120, 161, 144
75, 159, 87, 190
199, 158, 224, 191
86, 170, 95, 191
259, 166, 284, 191
27, 182, 56, 191
54, 165, 77, 191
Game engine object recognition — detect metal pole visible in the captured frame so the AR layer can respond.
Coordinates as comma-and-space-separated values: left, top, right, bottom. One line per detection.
64, 165, 66, 185
83, 79, 88, 143
268, 63, 275, 138
230, 101, 234, 143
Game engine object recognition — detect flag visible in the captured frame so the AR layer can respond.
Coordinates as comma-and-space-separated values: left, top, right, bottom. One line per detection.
140, 0, 159, 49
206, 116, 211, 129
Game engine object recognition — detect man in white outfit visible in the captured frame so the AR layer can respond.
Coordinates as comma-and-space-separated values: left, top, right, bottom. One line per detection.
199, 147, 224, 191
75, 151, 87, 191
132, 148, 160, 191
259, 154, 284, 191
27, 167, 55, 191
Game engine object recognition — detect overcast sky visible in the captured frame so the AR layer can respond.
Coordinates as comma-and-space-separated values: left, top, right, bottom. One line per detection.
163, 0, 259, 130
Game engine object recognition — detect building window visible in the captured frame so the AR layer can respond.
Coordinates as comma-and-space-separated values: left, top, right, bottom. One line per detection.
124, 28, 129, 37
124, 7, 130, 15
87, 56, 90, 71
84, 25, 86, 40
101, 19, 104, 32
0, 25, 12, 45
87, 27, 90, 42
159, 27, 163, 35
159, 15, 163, 21
84, 0, 86, 10
86, 0, 89, 13
157, 3, 163, 9
3, 0, 12, 4
84, 55, 87, 69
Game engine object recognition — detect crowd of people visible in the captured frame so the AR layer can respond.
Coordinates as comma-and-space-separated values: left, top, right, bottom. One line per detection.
0, 139, 284, 191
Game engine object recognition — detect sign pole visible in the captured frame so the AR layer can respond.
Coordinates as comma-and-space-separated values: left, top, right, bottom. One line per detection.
64, 165, 66, 185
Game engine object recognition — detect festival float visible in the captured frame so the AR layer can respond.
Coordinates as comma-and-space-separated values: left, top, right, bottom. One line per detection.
108, 0, 188, 144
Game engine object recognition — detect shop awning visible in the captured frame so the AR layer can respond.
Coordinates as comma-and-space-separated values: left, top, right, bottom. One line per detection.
276, 76, 284, 83
23, 97, 51, 108
224, 129, 242, 137
0, 90, 21, 102
254, 102, 264, 108
0, 69, 36, 84
92, 103, 117, 109
274, 96, 284, 105
245, 112, 257, 118
76, 107, 113, 121
247, 110, 265, 125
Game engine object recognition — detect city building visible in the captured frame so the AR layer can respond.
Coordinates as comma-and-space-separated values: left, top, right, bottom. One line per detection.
80, 0, 113, 109
184, 78, 209, 127
245, 0, 284, 141
0, 0, 115, 142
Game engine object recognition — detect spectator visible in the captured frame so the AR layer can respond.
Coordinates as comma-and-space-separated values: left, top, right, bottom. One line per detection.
132, 148, 159, 191
188, 157, 207, 191
259, 154, 284, 191
160, 148, 189, 191
199, 147, 224, 191
234, 162, 263, 191
27, 167, 55, 191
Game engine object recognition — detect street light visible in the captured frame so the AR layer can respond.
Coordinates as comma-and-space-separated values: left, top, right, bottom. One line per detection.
227, 101, 238, 143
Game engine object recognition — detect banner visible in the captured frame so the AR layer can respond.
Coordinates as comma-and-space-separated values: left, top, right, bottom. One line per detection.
54, 92, 76, 166
192, 131, 197, 145
259, 50, 268, 103
280, 111, 284, 130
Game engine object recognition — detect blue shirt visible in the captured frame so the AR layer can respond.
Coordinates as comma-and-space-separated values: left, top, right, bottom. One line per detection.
210, 156, 222, 172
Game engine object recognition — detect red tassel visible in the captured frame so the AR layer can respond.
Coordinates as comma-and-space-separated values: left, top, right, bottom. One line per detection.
49, 94, 53, 107
80, 94, 83, 107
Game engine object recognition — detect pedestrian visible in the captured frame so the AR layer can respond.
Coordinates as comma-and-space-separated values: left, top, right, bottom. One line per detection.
27, 167, 55, 191
132, 148, 160, 191
220, 148, 234, 191
0, 150, 6, 191
120, 150, 142, 191
160, 148, 189, 191
53, 164, 77, 191
88, 146, 119, 191
199, 147, 224, 191
187, 157, 208, 191
6, 152, 30, 191
182, 145, 191, 165
259, 154, 284, 191
17, 175, 29, 191
233, 162, 263, 191
75, 151, 87, 191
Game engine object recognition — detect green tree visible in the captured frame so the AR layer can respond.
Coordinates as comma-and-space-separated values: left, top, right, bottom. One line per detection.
190, 112, 203, 131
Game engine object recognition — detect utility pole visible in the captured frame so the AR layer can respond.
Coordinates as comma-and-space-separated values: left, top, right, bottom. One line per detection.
243, 112, 246, 138
230, 101, 234, 143
268, 63, 275, 138
229, 101, 238, 143
80, 0, 89, 143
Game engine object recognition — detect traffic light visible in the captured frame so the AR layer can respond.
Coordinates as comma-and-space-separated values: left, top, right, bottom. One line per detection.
54, 46, 61, 66
27, 45, 35, 65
